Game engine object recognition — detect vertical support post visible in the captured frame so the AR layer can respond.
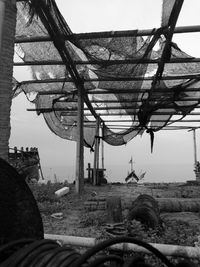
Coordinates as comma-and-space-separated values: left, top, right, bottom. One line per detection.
101, 126, 104, 170
87, 163, 91, 182
0, 0, 5, 52
75, 86, 84, 194
0, 0, 16, 160
192, 128, 197, 167
93, 116, 100, 185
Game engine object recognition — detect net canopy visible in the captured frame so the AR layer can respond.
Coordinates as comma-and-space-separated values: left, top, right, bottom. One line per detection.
14, 0, 200, 151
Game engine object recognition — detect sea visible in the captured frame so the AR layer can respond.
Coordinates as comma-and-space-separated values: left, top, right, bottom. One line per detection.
41, 163, 195, 184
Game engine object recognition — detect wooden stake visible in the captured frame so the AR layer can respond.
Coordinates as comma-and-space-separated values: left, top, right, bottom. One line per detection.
75, 86, 84, 194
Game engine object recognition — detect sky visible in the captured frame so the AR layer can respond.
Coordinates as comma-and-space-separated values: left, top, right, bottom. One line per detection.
10, 0, 200, 183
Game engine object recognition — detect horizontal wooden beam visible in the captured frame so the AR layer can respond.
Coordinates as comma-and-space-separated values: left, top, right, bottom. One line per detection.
60, 126, 199, 131
83, 119, 200, 123
13, 57, 200, 66
56, 98, 200, 103
18, 73, 200, 85
36, 89, 200, 98
27, 104, 200, 112
15, 25, 200, 44
61, 123, 199, 129
34, 110, 200, 116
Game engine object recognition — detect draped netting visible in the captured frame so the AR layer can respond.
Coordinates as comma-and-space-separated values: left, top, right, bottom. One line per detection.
13, 0, 200, 150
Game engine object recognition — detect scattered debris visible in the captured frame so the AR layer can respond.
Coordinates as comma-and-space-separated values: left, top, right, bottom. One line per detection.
105, 222, 127, 237
91, 191, 97, 197
51, 212, 63, 219
55, 187, 69, 198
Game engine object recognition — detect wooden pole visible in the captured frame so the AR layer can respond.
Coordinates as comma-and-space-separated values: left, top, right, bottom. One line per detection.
15, 25, 200, 44
192, 128, 198, 167
93, 117, 100, 185
0, 0, 16, 160
19, 73, 200, 84
75, 86, 84, 194
101, 127, 104, 170
27, 103, 200, 112
44, 234, 200, 259
13, 57, 200, 66
37, 88, 200, 95
87, 163, 91, 183
0, 0, 5, 52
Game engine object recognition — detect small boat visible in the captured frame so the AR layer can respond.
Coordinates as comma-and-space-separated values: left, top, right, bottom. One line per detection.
125, 157, 146, 183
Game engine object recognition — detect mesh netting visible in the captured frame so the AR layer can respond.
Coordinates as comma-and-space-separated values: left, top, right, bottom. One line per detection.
13, 0, 200, 149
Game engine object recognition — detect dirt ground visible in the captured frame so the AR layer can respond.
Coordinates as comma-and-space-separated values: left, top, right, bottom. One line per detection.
41, 183, 200, 242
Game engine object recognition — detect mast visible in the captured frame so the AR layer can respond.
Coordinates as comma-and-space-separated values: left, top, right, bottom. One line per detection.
129, 156, 133, 172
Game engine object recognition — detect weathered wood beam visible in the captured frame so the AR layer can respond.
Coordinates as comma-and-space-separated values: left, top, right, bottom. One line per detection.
15, 25, 200, 43
93, 117, 100, 186
90, 126, 199, 130
44, 233, 200, 259
56, 98, 200, 104
59, 111, 200, 116
99, 119, 200, 123
27, 104, 200, 112
18, 73, 200, 84
61, 124, 200, 129
13, 57, 200, 66
75, 85, 84, 194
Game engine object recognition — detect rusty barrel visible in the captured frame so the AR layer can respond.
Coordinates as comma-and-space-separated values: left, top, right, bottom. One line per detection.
128, 194, 160, 228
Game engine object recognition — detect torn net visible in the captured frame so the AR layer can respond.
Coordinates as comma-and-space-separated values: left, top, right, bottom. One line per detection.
13, 0, 200, 150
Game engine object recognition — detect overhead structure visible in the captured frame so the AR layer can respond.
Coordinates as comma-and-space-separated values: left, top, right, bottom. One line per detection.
13, 0, 200, 191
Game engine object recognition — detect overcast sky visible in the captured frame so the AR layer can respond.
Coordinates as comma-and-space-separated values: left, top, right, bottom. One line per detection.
10, 0, 200, 183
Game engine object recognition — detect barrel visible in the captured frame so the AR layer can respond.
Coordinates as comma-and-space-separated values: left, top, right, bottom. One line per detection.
128, 194, 160, 228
